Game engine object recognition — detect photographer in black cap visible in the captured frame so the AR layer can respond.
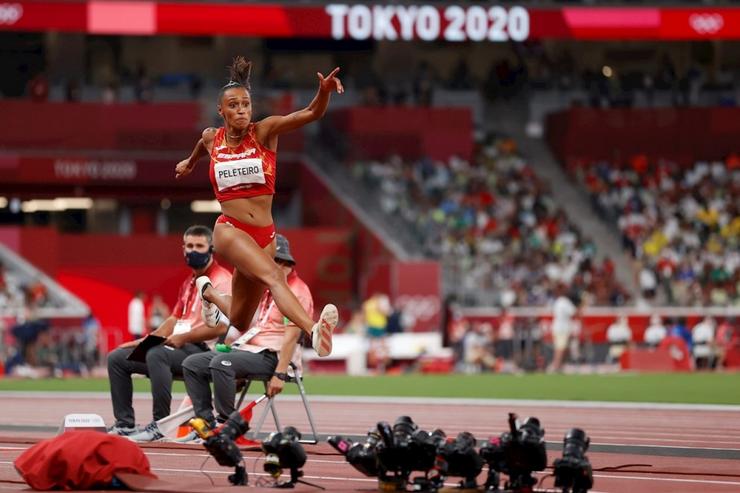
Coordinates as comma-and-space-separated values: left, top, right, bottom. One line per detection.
182, 234, 314, 436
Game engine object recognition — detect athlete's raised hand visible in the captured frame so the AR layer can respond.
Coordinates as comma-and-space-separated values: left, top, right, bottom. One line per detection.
175, 158, 195, 179
318, 67, 344, 94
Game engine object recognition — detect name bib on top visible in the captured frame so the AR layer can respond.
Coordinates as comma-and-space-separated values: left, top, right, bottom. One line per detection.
214, 158, 266, 191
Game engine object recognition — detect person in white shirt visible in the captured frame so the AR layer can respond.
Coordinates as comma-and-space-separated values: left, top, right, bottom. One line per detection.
549, 287, 578, 372
692, 317, 716, 369
644, 314, 667, 347
606, 315, 633, 363
127, 291, 146, 340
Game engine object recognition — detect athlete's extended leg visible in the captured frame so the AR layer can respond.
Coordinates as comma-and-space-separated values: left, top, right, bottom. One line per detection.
215, 224, 313, 333
214, 223, 337, 356
229, 269, 267, 332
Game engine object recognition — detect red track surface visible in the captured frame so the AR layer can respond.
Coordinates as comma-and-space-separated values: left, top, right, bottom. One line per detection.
1, 394, 739, 492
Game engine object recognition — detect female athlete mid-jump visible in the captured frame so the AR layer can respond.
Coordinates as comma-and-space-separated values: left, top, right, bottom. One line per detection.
175, 56, 342, 357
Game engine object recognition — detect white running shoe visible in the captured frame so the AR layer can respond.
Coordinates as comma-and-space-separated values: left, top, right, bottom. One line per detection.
311, 304, 338, 357
127, 421, 165, 442
108, 424, 138, 436
196, 276, 220, 328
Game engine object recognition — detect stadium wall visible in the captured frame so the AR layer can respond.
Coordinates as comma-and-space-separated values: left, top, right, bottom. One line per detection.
547, 107, 740, 166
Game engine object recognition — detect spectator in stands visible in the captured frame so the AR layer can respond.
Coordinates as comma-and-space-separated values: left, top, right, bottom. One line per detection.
174, 56, 339, 360
102, 81, 119, 104
385, 301, 411, 335
691, 317, 716, 369
495, 308, 515, 363
670, 317, 692, 351
182, 234, 311, 433
462, 322, 496, 373
127, 291, 146, 341
363, 293, 391, 339
27, 277, 48, 308
644, 314, 667, 347
548, 286, 578, 372
64, 79, 80, 102
715, 317, 738, 368
606, 315, 633, 363
363, 293, 391, 373
80, 311, 101, 374
27, 71, 49, 102
412, 61, 435, 106
107, 225, 232, 438
133, 63, 153, 103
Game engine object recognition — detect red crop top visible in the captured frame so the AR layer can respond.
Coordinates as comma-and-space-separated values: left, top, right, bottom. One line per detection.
208, 125, 277, 202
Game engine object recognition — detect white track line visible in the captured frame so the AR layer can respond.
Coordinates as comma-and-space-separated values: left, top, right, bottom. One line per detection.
592, 473, 740, 486
2, 391, 739, 412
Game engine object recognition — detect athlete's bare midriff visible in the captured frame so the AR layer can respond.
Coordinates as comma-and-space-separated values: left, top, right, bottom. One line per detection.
220, 195, 274, 227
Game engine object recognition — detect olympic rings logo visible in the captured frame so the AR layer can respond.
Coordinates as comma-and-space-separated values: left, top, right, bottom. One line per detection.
396, 295, 440, 322
0, 3, 22, 24
689, 13, 724, 35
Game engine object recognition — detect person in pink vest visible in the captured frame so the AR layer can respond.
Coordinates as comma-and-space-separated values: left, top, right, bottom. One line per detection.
182, 234, 312, 428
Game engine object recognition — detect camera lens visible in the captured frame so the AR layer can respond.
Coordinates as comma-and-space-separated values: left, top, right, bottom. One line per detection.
366, 429, 381, 447
282, 426, 301, 442
520, 417, 544, 441
563, 428, 589, 458
393, 415, 417, 440
455, 431, 477, 449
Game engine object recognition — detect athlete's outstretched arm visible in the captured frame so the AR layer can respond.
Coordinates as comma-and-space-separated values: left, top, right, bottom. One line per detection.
175, 127, 217, 179
257, 67, 344, 140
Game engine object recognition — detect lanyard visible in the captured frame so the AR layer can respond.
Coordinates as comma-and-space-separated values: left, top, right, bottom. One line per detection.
180, 280, 198, 319
257, 295, 276, 328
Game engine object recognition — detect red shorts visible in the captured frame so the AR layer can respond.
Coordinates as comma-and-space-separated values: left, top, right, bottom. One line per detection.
215, 214, 276, 249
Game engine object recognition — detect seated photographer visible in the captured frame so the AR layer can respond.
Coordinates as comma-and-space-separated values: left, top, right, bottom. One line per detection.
182, 234, 313, 433
108, 226, 232, 441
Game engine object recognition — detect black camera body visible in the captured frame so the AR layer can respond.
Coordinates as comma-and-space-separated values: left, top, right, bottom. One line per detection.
328, 429, 382, 477
201, 411, 249, 467
331, 416, 448, 491
261, 426, 307, 479
480, 414, 547, 491
553, 428, 593, 493
377, 417, 443, 476
434, 431, 483, 488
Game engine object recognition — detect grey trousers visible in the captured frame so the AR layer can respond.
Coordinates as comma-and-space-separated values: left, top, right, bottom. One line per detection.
182, 349, 278, 423
107, 343, 207, 427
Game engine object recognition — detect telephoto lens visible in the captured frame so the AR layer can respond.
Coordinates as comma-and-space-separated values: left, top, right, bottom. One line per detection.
329, 429, 382, 477
553, 428, 594, 493
392, 416, 418, 445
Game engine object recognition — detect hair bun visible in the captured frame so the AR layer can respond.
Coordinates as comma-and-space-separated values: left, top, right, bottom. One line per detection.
228, 56, 252, 90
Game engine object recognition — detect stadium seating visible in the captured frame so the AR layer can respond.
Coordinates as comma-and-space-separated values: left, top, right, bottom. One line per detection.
574, 156, 739, 306
349, 136, 629, 307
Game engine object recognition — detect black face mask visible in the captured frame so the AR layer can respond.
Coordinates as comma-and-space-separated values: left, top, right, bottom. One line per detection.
185, 250, 211, 269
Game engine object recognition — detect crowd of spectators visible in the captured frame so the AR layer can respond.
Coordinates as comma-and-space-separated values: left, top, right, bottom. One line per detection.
575, 155, 739, 306
353, 137, 629, 307
0, 261, 99, 377
0, 262, 52, 314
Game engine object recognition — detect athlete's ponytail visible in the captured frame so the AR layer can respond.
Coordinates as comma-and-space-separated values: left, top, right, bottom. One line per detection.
220, 56, 252, 97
